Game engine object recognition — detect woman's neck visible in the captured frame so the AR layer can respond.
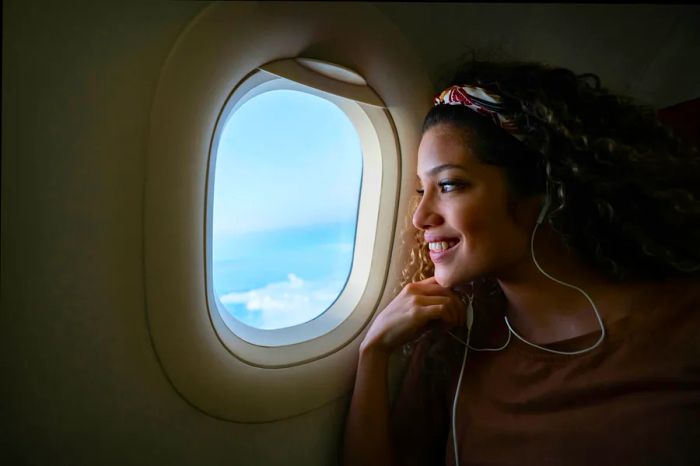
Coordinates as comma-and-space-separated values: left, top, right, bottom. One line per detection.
495, 225, 648, 345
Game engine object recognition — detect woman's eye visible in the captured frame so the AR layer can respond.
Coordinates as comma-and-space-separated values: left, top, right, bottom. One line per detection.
438, 180, 463, 193
415, 180, 466, 196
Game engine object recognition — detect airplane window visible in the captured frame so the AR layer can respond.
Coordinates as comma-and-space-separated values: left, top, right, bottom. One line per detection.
212, 89, 362, 330
146, 2, 423, 418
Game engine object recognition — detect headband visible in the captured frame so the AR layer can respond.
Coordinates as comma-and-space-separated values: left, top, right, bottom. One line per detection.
433, 85, 525, 141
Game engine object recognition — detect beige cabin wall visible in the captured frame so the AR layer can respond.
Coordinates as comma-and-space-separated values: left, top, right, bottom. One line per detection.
2, 1, 346, 465
375, 3, 700, 108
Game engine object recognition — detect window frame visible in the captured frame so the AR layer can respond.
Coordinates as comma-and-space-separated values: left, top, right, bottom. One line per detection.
205, 64, 399, 365
144, 1, 430, 422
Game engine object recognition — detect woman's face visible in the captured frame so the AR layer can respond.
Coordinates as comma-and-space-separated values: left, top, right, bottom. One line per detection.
413, 124, 538, 288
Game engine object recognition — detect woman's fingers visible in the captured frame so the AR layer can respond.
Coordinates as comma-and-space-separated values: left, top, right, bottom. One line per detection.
412, 278, 467, 325
416, 276, 438, 284
363, 278, 469, 352
405, 280, 456, 297
420, 301, 463, 327
412, 295, 450, 306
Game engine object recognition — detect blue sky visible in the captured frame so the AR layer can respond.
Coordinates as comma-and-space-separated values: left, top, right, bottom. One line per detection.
211, 89, 362, 329
212, 89, 363, 236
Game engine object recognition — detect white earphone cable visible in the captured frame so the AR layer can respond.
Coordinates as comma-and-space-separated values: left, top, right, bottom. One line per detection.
503, 220, 606, 355
451, 295, 472, 465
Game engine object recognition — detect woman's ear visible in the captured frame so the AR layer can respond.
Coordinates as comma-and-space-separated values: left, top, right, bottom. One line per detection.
514, 194, 547, 228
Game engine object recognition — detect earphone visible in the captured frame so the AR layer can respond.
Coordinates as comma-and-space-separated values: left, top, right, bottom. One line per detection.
536, 193, 551, 225
447, 191, 607, 464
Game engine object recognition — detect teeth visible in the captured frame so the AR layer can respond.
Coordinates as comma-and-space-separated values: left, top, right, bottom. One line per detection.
428, 241, 453, 251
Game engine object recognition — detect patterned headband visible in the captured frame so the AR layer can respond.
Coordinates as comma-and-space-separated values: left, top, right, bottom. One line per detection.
433, 85, 525, 141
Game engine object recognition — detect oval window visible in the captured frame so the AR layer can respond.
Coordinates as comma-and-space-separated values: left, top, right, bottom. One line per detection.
211, 89, 363, 330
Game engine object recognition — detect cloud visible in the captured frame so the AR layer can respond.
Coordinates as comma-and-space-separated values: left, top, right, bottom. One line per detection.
219, 273, 345, 329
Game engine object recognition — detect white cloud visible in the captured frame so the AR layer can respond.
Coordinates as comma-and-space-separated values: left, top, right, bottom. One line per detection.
219, 273, 345, 329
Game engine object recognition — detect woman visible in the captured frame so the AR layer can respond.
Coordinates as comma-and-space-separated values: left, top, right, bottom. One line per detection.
342, 61, 700, 466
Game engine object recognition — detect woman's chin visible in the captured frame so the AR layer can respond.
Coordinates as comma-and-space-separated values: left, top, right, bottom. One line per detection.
434, 268, 474, 290
434, 270, 459, 289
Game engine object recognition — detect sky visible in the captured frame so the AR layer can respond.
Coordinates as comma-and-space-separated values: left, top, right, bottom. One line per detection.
210, 88, 362, 329
212, 89, 363, 236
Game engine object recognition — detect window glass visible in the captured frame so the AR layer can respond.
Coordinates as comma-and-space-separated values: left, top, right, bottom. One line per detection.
212, 89, 362, 330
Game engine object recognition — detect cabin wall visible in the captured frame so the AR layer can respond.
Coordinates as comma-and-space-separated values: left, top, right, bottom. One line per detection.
376, 3, 700, 108
2, 2, 345, 465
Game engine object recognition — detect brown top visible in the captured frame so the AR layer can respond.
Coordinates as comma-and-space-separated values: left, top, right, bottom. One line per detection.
390, 279, 700, 466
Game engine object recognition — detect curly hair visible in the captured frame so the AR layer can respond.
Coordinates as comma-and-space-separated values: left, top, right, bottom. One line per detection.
404, 60, 700, 287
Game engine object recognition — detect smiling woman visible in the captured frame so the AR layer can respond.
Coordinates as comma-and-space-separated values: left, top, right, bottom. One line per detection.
343, 61, 700, 466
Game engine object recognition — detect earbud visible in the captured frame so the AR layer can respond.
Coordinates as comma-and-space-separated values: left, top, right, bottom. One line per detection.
466, 296, 474, 331
536, 195, 551, 225
538, 162, 554, 225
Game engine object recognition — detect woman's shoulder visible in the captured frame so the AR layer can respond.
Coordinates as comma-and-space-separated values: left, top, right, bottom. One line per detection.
658, 276, 700, 329
400, 328, 464, 383
641, 277, 700, 324
624, 276, 700, 361
391, 330, 455, 466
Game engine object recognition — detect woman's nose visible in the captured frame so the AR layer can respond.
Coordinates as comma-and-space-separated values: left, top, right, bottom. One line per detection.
412, 193, 443, 230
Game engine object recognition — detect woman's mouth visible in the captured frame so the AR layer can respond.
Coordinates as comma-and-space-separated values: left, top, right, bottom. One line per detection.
427, 239, 459, 262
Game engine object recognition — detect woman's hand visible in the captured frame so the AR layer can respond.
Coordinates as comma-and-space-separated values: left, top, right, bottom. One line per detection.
361, 277, 466, 354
